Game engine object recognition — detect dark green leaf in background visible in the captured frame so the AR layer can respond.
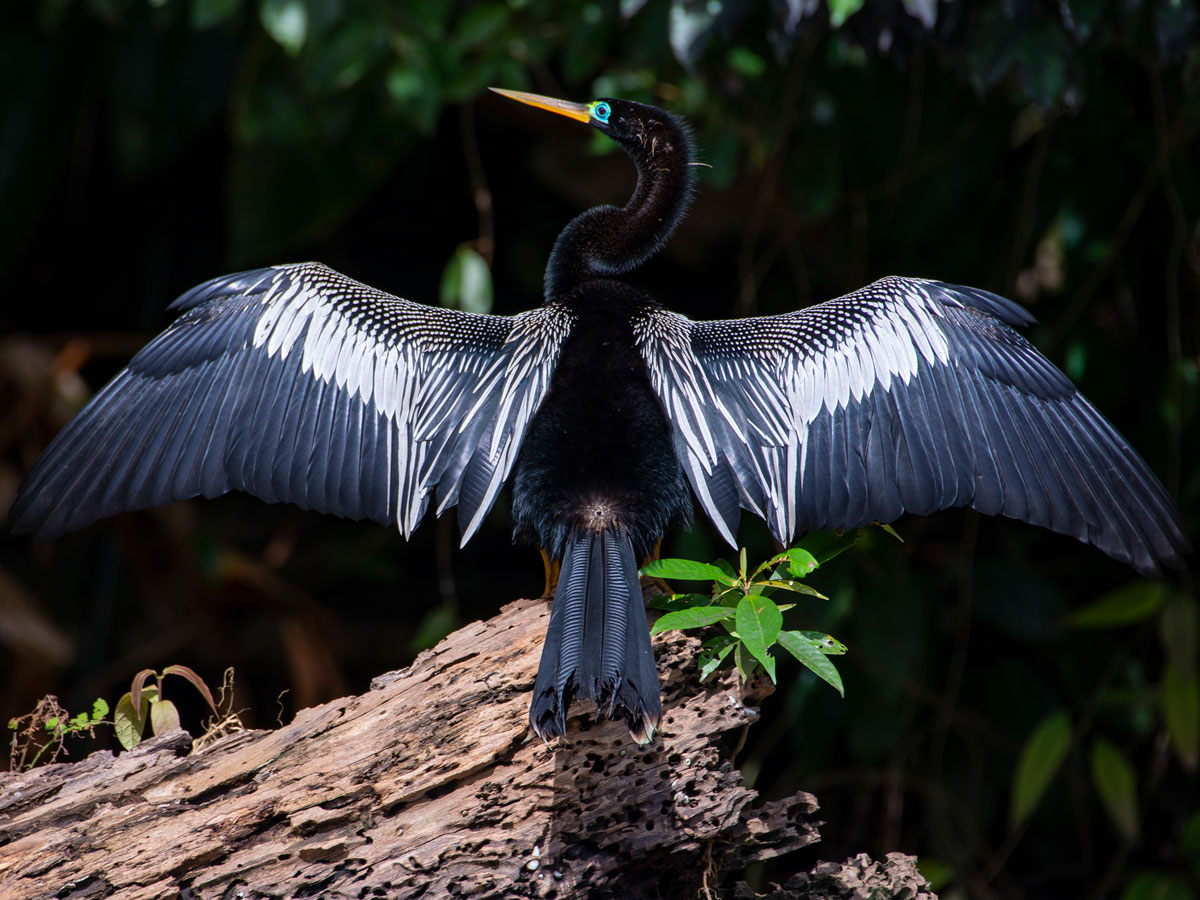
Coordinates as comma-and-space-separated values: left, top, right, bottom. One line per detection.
1009, 709, 1071, 828
1091, 738, 1140, 841
1065, 582, 1166, 629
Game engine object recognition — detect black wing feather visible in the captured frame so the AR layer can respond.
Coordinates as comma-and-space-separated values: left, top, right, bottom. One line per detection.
11, 263, 570, 543
636, 276, 1188, 576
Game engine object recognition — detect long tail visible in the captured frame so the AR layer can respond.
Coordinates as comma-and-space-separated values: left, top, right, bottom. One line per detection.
529, 530, 661, 743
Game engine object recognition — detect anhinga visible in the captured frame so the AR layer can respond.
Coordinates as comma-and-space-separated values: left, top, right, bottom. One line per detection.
10, 89, 1189, 744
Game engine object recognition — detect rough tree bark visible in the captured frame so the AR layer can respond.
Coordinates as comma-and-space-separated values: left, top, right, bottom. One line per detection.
0, 595, 932, 899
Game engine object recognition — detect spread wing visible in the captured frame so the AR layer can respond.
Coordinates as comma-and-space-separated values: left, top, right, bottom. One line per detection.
12, 263, 573, 543
635, 276, 1188, 576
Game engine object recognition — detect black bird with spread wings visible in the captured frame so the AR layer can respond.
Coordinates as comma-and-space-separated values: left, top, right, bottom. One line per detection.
11, 89, 1189, 743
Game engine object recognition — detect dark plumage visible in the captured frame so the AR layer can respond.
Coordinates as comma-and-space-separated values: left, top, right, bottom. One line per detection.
10, 89, 1190, 745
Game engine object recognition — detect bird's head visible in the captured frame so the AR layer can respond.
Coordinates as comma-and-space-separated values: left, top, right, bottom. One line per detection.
489, 88, 689, 161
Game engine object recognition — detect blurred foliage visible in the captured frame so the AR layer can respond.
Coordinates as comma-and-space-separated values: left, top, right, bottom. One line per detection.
2, 0, 1198, 898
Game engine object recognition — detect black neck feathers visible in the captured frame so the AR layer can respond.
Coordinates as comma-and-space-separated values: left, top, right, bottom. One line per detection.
544, 100, 695, 300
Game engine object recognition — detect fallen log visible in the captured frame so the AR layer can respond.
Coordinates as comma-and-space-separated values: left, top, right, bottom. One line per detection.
1, 596, 823, 899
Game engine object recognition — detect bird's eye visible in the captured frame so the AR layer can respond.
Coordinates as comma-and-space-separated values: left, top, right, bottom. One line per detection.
590, 101, 611, 123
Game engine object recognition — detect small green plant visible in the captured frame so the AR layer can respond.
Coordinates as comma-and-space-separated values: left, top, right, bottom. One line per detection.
642, 528, 883, 694
115, 665, 219, 751
8, 696, 110, 770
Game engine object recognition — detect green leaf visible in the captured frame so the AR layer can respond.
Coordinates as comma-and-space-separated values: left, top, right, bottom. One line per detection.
648, 592, 709, 611
783, 547, 819, 577
91, 698, 110, 721
736, 594, 783, 669
1065, 582, 1166, 629
260, 0, 308, 56
1163, 663, 1199, 771
189, 0, 238, 29
454, 4, 510, 46
650, 605, 735, 635
114, 692, 147, 751
1009, 710, 1071, 827
698, 635, 737, 681
1182, 809, 1200, 865
829, 0, 866, 28
1118, 872, 1193, 900
916, 858, 954, 893
797, 631, 848, 655
713, 558, 737, 581
762, 577, 828, 599
43, 717, 58, 731
439, 245, 493, 315
191, 0, 241, 29
777, 630, 845, 696
150, 699, 182, 736
1160, 593, 1197, 677
796, 529, 861, 566
876, 522, 904, 542
1090, 738, 1139, 840
727, 46, 765, 79
70, 712, 89, 729
733, 639, 758, 682
640, 558, 736, 584
409, 603, 460, 653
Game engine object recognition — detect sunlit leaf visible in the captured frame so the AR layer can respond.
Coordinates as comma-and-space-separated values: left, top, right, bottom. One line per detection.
114, 692, 147, 751
91, 698, 110, 721
150, 699, 181, 736
650, 605, 735, 634
783, 547, 818, 577
640, 558, 735, 584
1163, 663, 1199, 771
777, 630, 845, 696
1065, 582, 1166, 629
762, 576, 827, 599
797, 631, 848, 655
1009, 709, 1071, 827
736, 594, 782, 674
1091, 738, 1139, 840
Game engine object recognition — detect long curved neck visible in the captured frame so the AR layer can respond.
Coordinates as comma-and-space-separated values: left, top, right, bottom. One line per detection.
544, 114, 694, 301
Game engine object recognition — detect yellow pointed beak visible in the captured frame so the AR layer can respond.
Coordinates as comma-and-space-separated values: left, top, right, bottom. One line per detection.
488, 88, 591, 124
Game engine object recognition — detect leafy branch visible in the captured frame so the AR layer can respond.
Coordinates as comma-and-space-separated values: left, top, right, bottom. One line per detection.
642, 528, 888, 695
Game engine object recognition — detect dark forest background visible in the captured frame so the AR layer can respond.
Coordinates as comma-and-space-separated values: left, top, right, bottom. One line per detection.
1, 1, 1198, 898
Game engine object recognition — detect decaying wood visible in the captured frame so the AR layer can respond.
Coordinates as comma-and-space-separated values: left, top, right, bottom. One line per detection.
0, 596, 821, 899
734, 853, 937, 899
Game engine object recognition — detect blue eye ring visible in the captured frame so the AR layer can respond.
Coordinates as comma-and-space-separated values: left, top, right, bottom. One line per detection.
590, 101, 611, 123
